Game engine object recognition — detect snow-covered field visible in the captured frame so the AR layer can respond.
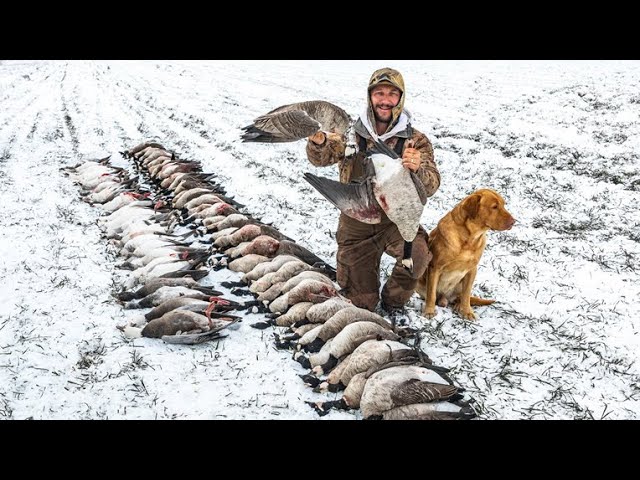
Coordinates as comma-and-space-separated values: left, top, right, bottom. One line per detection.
0, 60, 638, 419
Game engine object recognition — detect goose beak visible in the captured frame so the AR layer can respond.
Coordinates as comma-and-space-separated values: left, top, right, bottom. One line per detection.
401, 257, 414, 273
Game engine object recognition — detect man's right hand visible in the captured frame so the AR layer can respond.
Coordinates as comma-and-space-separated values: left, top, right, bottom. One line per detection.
308, 131, 326, 145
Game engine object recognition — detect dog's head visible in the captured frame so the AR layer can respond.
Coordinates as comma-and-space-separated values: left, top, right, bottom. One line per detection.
461, 189, 515, 231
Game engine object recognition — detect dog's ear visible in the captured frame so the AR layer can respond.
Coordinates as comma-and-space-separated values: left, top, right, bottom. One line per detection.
463, 194, 481, 219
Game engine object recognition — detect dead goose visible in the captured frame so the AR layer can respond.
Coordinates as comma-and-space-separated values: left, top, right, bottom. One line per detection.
256, 281, 285, 303
268, 279, 338, 314
209, 213, 249, 232
273, 302, 314, 327
201, 215, 228, 228
123, 285, 222, 309
304, 296, 354, 323
144, 297, 214, 321
214, 224, 262, 248
249, 270, 281, 294
322, 339, 416, 391
102, 191, 149, 213
142, 151, 173, 166
306, 370, 367, 416
241, 101, 351, 143
310, 321, 400, 375
140, 310, 230, 338
256, 265, 329, 304
381, 402, 476, 420
278, 271, 335, 298
172, 188, 215, 209
242, 255, 300, 283
144, 295, 255, 321
117, 276, 213, 301
124, 141, 165, 157
227, 254, 270, 273
160, 314, 241, 345
304, 138, 428, 272
249, 259, 308, 293
229, 235, 280, 258
359, 365, 461, 419
304, 306, 392, 353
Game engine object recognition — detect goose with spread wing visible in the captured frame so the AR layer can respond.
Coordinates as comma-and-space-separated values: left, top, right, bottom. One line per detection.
241, 100, 352, 143
303, 138, 428, 271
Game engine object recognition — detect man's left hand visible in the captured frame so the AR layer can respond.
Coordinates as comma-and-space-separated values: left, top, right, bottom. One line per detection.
402, 140, 421, 171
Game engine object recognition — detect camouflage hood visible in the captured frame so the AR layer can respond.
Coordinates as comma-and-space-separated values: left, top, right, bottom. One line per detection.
366, 67, 406, 136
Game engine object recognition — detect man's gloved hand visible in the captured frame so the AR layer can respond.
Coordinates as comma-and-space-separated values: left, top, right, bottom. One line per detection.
308, 131, 326, 145
402, 139, 422, 172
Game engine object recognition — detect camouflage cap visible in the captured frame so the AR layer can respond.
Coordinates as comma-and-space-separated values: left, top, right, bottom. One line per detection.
367, 67, 406, 134
368, 67, 405, 94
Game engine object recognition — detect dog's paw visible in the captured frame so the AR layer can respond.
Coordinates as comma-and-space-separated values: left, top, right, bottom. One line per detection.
422, 307, 437, 319
456, 307, 477, 321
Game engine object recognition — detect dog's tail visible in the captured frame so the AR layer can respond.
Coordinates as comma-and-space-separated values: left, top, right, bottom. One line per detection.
470, 296, 495, 306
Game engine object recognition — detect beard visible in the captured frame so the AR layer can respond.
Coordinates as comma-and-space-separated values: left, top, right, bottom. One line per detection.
373, 106, 393, 124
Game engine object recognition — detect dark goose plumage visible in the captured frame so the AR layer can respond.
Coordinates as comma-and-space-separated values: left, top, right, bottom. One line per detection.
241, 101, 352, 143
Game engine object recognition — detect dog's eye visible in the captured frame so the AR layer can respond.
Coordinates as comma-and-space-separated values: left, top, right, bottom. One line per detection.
492, 205, 498, 209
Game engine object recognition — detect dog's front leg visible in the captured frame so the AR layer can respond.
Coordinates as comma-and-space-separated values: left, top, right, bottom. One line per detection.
422, 267, 441, 318
455, 267, 478, 321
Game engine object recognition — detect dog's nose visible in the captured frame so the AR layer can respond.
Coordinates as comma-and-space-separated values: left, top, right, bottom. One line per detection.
506, 217, 516, 229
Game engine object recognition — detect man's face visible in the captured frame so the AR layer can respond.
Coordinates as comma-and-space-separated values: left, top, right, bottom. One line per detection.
370, 84, 402, 124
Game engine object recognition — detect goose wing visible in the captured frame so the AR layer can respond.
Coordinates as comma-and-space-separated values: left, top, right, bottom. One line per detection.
242, 109, 321, 143
390, 378, 460, 406
304, 171, 382, 224
241, 101, 351, 143
161, 315, 240, 345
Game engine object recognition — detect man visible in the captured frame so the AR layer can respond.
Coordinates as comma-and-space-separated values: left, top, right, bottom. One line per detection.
305, 67, 440, 315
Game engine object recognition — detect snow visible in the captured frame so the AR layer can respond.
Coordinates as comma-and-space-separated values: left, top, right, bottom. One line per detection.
0, 60, 639, 419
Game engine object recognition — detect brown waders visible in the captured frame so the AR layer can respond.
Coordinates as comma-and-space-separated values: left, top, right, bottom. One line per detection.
336, 213, 432, 312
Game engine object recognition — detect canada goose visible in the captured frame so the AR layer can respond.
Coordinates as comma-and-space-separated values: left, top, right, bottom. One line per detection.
306, 370, 366, 415
227, 254, 270, 273
303, 138, 428, 272
248, 260, 307, 293
268, 279, 338, 314
123, 285, 222, 309
359, 365, 461, 419
144, 296, 257, 322
216, 223, 296, 250
273, 302, 314, 327
304, 306, 392, 353
183, 193, 224, 211
172, 188, 215, 209
121, 311, 236, 340
141, 310, 222, 338
242, 255, 301, 283
160, 314, 240, 345
116, 276, 209, 302
326, 339, 416, 390
279, 270, 335, 296
209, 213, 250, 232
304, 296, 354, 323
141, 149, 172, 165
144, 297, 216, 321
257, 282, 285, 303
241, 101, 351, 143
124, 141, 164, 157
311, 321, 400, 375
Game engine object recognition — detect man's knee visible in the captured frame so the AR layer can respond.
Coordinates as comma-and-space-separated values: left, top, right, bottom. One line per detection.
346, 291, 379, 312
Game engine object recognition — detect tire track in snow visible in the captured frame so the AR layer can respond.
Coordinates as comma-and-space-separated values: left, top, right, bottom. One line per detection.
60, 63, 80, 157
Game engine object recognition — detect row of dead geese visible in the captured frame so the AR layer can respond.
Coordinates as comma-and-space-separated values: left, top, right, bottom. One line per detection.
63, 140, 476, 419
